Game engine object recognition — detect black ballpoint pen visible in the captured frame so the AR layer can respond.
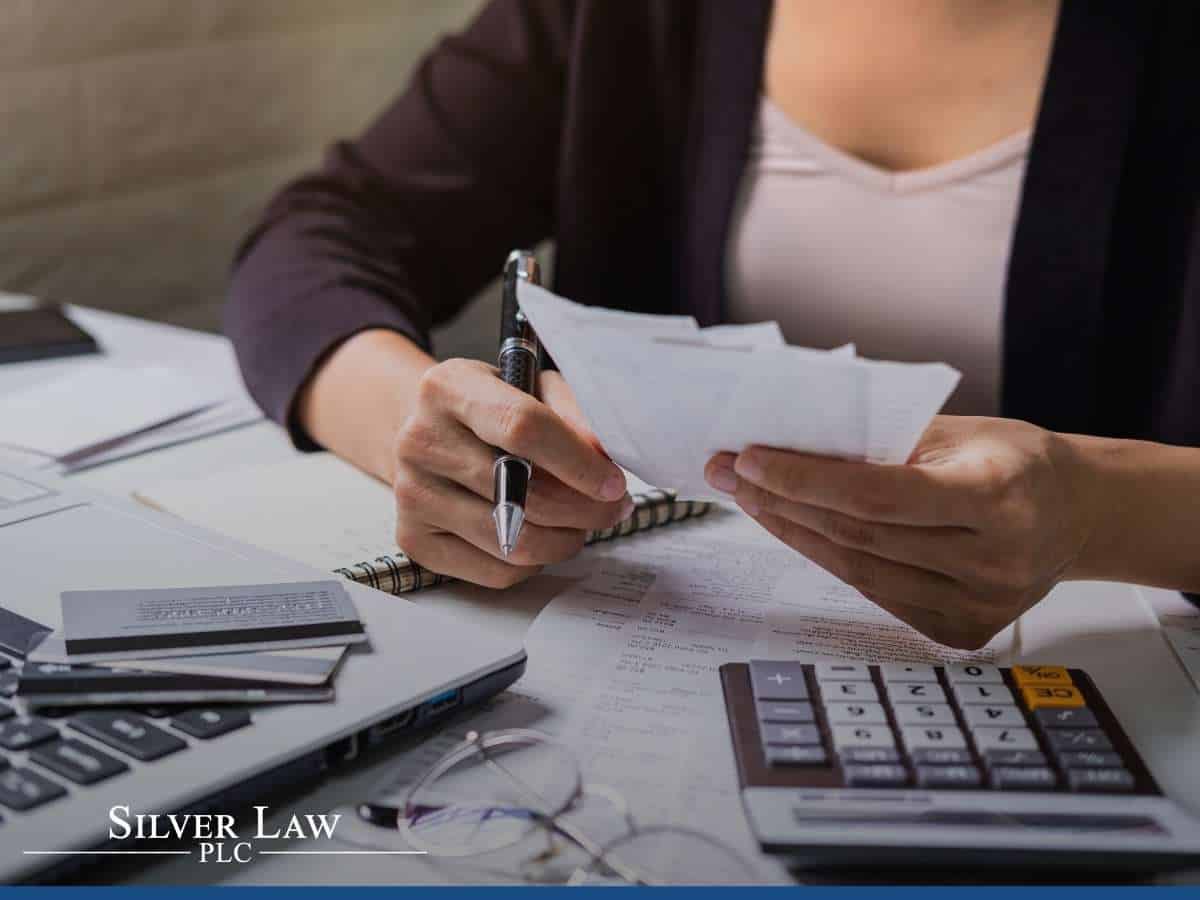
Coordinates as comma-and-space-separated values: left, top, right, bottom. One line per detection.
492, 250, 542, 557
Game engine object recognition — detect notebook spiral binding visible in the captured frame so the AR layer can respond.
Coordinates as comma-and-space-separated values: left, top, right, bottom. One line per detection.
333, 489, 711, 596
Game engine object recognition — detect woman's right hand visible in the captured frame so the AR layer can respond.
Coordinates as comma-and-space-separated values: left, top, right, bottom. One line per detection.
391, 358, 632, 588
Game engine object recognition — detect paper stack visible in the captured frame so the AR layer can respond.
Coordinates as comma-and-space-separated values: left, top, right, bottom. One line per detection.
517, 283, 962, 498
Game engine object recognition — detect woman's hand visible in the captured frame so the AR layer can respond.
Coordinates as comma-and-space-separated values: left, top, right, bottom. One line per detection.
392, 360, 631, 588
705, 416, 1101, 650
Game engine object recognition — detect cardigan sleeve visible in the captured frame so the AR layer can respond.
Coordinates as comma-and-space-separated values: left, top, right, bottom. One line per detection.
224, 0, 573, 447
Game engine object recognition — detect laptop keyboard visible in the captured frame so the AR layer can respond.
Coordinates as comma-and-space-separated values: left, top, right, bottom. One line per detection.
0, 650, 254, 822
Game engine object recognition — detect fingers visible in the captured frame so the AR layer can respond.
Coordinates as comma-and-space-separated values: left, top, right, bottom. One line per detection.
732, 477, 975, 578
732, 445, 978, 526
398, 531, 542, 590
421, 360, 626, 502
395, 468, 588, 568
395, 409, 630, 531
750, 510, 1002, 651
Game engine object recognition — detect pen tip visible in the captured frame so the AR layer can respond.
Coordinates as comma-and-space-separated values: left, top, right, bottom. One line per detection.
493, 504, 525, 560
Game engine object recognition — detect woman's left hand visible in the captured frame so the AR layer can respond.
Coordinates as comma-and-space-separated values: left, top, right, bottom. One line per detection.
705, 416, 1101, 650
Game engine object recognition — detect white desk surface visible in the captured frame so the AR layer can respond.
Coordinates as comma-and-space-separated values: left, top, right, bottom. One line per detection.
6, 309, 1199, 885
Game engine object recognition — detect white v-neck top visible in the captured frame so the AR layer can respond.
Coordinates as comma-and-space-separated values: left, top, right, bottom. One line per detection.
726, 97, 1032, 416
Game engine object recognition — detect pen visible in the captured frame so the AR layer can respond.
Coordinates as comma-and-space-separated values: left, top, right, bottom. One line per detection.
492, 250, 542, 557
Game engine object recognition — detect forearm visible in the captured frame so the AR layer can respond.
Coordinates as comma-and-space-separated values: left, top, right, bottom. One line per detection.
296, 330, 436, 484
1068, 433, 1200, 591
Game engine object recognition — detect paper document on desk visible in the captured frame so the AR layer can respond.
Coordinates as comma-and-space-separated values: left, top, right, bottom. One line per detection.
332, 508, 1010, 879
517, 283, 960, 498
0, 361, 221, 463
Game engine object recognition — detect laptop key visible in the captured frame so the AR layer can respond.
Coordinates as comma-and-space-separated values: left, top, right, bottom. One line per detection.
0, 672, 17, 698
0, 718, 58, 751
0, 701, 13, 722
69, 712, 186, 761
31, 739, 128, 785
171, 708, 251, 740
0, 767, 68, 810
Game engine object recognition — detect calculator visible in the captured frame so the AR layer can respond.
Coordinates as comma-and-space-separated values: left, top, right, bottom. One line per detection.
720, 661, 1200, 871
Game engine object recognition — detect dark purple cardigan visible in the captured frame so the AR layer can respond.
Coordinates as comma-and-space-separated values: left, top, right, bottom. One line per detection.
227, 0, 1200, 598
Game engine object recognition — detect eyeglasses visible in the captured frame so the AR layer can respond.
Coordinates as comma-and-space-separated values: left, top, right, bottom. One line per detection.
357, 728, 755, 885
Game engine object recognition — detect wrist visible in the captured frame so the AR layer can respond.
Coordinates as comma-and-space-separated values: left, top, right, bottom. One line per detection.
1057, 431, 1128, 582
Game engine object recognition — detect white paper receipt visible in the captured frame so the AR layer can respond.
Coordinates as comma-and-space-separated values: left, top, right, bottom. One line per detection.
517, 282, 961, 499
59, 580, 366, 662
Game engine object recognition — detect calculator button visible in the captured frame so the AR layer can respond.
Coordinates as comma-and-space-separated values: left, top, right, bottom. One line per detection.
983, 749, 1048, 768
1012, 666, 1073, 688
901, 725, 967, 751
750, 661, 809, 701
0, 672, 17, 698
916, 765, 982, 789
990, 766, 1058, 791
844, 764, 909, 787
971, 727, 1039, 753
911, 748, 973, 766
887, 682, 947, 704
757, 702, 815, 724
30, 739, 128, 785
823, 701, 887, 725
1021, 685, 1085, 709
0, 767, 67, 811
70, 712, 187, 762
1067, 768, 1135, 793
880, 663, 939, 683
893, 703, 957, 726
1045, 728, 1112, 752
832, 724, 896, 750
0, 657, 10, 672
946, 663, 1004, 685
761, 724, 821, 746
814, 662, 872, 682
1057, 750, 1123, 769
839, 747, 902, 765
0, 718, 58, 751
1033, 707, 1098, 729
0, 702, 13, 722
766, 746, 828, 766
953, 683, 1016, 706
963, 705, 1025, 728
820, 681, 879, 702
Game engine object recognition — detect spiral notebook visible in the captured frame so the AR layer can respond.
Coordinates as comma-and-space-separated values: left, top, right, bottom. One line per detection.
136, 453, 710, 597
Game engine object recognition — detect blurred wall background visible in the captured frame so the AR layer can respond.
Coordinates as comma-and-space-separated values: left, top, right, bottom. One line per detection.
0, 0, 499, 360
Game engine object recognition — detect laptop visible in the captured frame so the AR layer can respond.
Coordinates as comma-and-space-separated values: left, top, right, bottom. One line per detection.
0, 467, 527, 883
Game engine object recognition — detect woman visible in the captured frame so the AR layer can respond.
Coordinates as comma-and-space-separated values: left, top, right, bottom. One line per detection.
227, 1, 1200, 650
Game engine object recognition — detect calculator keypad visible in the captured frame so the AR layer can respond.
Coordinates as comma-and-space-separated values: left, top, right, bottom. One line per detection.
747, 662, 1145, 795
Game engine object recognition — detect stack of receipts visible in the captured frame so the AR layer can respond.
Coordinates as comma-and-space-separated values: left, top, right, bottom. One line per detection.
517, 283, 961, 498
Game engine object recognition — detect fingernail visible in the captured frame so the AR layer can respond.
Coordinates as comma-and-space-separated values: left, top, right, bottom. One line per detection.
734, 453, 763, 483
619, 496, 636, 520
706, 464, 737, 494
600, 472, 626, 501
